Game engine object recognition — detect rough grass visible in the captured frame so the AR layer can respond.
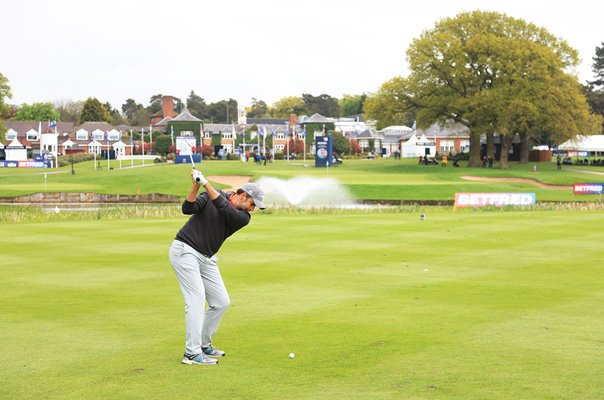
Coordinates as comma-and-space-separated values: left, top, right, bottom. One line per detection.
2, 209, 603, 399
1, 158, 603, 201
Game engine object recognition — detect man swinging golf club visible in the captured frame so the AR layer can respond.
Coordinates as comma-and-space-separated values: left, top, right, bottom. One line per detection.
169, 165, 265, 365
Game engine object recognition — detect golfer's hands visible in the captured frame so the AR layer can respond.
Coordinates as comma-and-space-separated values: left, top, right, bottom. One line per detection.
191, 169, 208, 186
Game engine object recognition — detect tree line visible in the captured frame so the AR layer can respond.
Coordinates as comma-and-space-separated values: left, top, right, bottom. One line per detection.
1, 10, 603, 169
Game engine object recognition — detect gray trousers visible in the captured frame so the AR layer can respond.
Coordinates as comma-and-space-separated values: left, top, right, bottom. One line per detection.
169, 240, 230, 356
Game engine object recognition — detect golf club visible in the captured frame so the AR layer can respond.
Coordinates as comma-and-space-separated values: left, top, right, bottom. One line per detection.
186, 142, 203, 183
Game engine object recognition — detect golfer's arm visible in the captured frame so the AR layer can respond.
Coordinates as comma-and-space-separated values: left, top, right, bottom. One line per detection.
186, 182, 219, 202
202, 181, 220, 201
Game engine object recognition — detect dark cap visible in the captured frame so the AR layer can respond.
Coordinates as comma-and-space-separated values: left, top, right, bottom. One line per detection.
240, 183, 265, 210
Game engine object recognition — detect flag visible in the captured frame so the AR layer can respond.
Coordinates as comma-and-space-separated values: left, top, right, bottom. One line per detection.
300, 127, 306, 138
322, 124, 327, 135
170, 125, 174, 145
271, 127, 275, 137
258, 126, 264, 137
49, 119, 57, 129
412, 120, 416, 131
232, 124, 237, 138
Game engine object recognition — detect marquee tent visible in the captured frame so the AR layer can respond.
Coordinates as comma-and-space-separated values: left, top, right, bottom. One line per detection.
401, 134, 418, 157
558, 135, 604, 153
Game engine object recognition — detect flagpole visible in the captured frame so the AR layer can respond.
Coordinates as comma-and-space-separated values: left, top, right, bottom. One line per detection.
287, 126, 290, 162
303, 127, 307, 167
141, 128, 145, 166
130, 130, 134, 168
149, 124, 153, 155
263, 125, 266, 157
107, 132, 110, 171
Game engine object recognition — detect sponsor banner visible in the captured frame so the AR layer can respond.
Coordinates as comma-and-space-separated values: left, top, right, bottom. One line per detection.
573, 183, 603, 195
18, 160, 49, 168
0, 160, 19, 168
455, 192, 536, 208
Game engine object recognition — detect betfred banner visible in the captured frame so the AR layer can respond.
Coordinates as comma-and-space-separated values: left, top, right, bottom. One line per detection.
573, 183, 603, 195
455, 192, 536, 208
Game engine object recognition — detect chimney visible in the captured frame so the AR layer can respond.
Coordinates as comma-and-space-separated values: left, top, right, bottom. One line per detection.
162, 96, 176, 118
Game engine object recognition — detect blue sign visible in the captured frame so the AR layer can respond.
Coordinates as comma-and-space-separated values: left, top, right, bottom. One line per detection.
315, 136, 332, 168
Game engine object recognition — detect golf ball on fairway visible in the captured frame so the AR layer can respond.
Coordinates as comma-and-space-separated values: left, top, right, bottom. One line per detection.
289, 352, 295, 359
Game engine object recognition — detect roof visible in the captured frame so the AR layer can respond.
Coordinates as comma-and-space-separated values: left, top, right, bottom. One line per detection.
171, 106, 202, 122
558, 135, 604, 151
154, 116, 173, 126
416, 120, 470, 138
303, 113, 335, 123
246, 118, 289, 125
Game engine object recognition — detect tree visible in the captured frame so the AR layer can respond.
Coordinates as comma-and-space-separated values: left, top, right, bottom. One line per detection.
331, 131, 351, 155
206, 98, 237, 123
122, 98, 143, 122
186, 91, 207, 119
339, 94, 366, 117
0, 73, 12, 141
104, 102, 124, 125
12, 102, 60, 121
154, 134, 172, 155
287, 137, 306, 154
401, 11, 595, 167
589, 41, 604, 87
350, 139, 362, 154
272, 96, 306, 118
586, 41, 604, 134
246, 98, 270, 118
302, 93, 340, 117
364, 78, 415, 129
54, 99, 83, 122
79, 97, 111, 123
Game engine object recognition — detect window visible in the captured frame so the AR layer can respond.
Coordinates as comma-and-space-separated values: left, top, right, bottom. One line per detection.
440, 140, 454, 153
107, 130, 120, 141
76, 130, 88, 141
181, 130, 194, 137
276, 132, 285, 139
92, 130, 104, 141
26, 129, 39, 141
6, 129, 17, 140
275, 144, 285, 151
460, 140, 470, 151
222, 132, 233, 140
203, 131, 211, 139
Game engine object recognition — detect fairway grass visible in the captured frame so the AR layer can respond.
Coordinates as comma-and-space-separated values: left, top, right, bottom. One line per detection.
2, 209, 604, 399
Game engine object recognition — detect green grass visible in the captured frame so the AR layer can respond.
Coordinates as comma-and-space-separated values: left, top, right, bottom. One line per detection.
2, 209, 604, 399
1, 158, 603, 201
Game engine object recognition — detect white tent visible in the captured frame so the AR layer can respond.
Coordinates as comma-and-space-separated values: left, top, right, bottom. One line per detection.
401, 134, 418, 157
558, 135, 604, 153
416, 134, 436, 157
5, 137, 27, 161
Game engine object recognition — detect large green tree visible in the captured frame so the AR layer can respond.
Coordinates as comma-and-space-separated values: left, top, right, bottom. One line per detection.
246, 98, 270, 118
339, 94, 366, 117
12, 102, 60, 121
364, 77, 415, 129
380, 11, 596, 167
54, 99, 83, 122
186, 91, 208, 119
586, 41, 604, 134
121, 98, 143, 122
272, 96, 306, 118
302, 93, 340, 117
0, 73, 12, 141
79, 97, 111, 123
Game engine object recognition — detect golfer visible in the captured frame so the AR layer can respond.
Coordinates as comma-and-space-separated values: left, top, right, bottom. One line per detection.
169, 168, 265, 365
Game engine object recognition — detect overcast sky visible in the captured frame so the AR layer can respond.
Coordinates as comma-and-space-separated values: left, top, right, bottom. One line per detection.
2, 0, 601, 111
